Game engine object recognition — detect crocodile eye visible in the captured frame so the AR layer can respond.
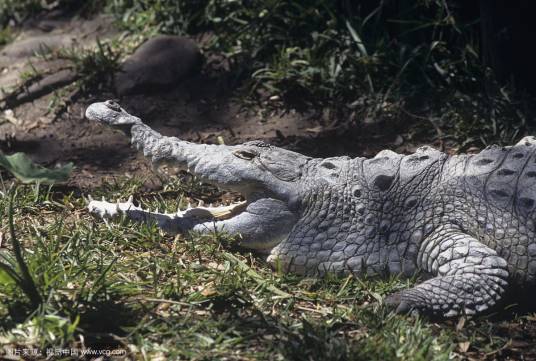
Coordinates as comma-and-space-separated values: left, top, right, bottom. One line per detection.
233, 149, 258, 160
105, 100, 122, 111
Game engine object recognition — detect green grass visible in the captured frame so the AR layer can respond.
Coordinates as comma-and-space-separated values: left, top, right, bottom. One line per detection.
0, 179, 531, 360
0, 2, 534, 357
46, 38, 122, 117
106, 0, 533, 148
0, 0, 42, 27
1, 0, 533, 148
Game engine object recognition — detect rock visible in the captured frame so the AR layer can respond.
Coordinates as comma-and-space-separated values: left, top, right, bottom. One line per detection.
11, 69, 78, 106
114, 35, 202, 96
0, 34, 71, 59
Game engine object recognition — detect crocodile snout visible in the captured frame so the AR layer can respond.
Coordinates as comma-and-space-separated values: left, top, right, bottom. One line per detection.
85, 100, 141, 126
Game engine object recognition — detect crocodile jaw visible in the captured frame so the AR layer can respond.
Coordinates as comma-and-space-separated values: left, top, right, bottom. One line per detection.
88, 195, 248, 221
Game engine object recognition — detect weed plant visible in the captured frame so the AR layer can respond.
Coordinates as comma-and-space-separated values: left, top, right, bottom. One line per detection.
0, 180, 531, 359
108, 0, 532, 147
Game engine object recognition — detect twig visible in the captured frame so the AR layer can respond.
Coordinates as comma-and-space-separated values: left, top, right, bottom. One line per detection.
128, 296, 195, 307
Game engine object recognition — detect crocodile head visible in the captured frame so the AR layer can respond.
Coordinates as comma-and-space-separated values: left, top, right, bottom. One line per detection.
85, 100, 142, 127
85, 101, 311, 243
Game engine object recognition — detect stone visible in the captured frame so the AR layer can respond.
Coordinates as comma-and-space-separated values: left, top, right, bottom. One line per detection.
0, 34, 71, 59
114, 35, 202, 95
11, 69, 77, 106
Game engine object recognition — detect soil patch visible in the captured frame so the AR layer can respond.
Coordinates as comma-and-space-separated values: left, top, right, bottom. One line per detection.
0, 13, 426, 190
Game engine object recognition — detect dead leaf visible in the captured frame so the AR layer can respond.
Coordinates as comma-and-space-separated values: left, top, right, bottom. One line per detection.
3, 109, 22, 127
156, 302, 171, 317
81, 169, 94, 178
24, 121, 40, 131
456, 316, 466, 331
39, 116, 54, 125
305, 126, 324, 134
207, 262, 225, 271
200, 282, 218, 297
458, 341, 471, 353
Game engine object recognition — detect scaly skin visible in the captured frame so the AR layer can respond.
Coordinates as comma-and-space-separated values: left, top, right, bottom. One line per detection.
85, 100, 536, 318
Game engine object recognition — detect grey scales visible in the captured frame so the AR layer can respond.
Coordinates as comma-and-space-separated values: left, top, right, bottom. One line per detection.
85, 100, 536, 318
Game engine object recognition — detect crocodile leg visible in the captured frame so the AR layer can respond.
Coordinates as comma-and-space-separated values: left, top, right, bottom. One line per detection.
386, 226, 509, 317
88, 197, 296, 251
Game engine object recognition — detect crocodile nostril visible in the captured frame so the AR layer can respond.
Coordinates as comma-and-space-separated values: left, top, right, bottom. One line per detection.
105, 100, 121, 111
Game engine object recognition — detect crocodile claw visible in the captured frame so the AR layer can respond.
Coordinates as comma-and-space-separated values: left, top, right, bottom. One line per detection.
384, 292, 417, 315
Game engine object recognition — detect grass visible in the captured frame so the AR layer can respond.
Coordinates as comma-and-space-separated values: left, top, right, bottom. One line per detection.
1, 0, 533, 148
106, 0, 533, 148
0, 0, 42, 28
0, 2, 534, 358
45, 38, 122, 118
0, 179, 533, 360
0, 0, 119, 115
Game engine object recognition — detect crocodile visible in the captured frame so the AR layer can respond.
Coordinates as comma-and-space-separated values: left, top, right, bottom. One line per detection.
85, 100, 536, 318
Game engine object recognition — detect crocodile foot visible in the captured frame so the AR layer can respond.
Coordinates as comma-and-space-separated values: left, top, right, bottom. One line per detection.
384, 292, 419, 316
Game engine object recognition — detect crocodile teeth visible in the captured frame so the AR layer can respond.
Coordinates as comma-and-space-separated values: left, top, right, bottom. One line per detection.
182, 200, 247, 220
88, 194, 247, 221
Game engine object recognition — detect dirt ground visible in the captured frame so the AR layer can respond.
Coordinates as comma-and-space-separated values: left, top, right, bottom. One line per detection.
0, 13, 435, 191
